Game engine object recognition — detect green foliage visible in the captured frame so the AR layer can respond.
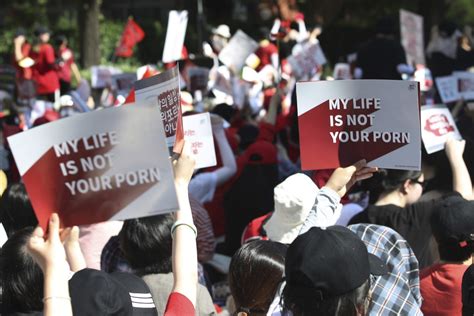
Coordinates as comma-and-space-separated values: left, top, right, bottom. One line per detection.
447, 0, 474, 25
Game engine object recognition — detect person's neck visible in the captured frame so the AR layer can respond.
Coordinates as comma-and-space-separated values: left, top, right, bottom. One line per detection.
375, 191, 406, 207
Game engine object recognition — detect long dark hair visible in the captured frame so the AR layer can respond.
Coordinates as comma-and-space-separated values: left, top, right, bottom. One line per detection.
1, 227, 44, 313
282, 279, 371, 316
229, 240, 287, 315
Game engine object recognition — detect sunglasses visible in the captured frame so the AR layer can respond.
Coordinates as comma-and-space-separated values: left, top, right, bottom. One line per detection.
411, 179, 428, 190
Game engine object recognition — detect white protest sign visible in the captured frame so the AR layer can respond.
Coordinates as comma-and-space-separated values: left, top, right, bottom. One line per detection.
218, 30, 259, 73
0, 223, 7, 247
297, 80, 421, 170
8, 101, 178, 229
333, 63, 352, 80
134, 66, 184, 152
400, 9, 425, 65
288, 41, 327, 80
454, 71, 474, 100
183, 112, 216, 169
435, 76, 461, 103
162, 10, 188, 63
91, 65, 122, 89
421, 104, 462, 154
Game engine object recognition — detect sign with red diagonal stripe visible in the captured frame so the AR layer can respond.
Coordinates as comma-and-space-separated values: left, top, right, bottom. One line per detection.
297, 80, 421, 170
8, 102, 178, 229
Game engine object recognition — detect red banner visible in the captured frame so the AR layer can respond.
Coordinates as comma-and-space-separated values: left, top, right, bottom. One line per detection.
115, 19, 145, 58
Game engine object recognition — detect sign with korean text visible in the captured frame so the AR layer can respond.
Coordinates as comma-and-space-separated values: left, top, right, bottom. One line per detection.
183, 112, 216, 169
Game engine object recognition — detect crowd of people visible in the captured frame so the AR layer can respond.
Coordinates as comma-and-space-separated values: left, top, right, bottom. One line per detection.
1, 1, 474, 315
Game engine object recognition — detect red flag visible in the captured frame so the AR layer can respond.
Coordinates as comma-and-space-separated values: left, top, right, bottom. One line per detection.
115, 18, 145, 58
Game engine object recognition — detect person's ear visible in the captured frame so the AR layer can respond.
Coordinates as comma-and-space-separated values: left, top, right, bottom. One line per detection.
237, 312, 248, 316
401, 179, 411, 195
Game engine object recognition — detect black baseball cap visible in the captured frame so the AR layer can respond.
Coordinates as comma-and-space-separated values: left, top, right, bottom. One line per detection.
432, 194, 474, 246
285, 226, 387, 300
69, 269, 157, 315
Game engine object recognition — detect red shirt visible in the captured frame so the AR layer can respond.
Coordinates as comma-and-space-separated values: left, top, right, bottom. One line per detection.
30, 43, 60, 95
420, 263, 468, 316
164, 292, 195, 316
255, 41, 278, 71
56, 47, 74, 82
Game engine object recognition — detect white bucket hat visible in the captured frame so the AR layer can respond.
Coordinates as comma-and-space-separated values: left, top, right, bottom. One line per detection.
212, 24, 231, 39
263, 173, 319, 244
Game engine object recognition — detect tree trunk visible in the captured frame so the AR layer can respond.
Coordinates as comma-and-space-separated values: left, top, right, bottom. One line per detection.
78, 0, 101, 68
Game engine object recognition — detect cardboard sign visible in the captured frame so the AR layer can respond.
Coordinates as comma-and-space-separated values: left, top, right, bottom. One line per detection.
400, 9, 425, 65
454, 71, 474, 100
218, 30, 259, 73
8, 102, 178, 229
288, 41, 327, 80
162, 11, 188, 63
297, 80, 421, 170
421, 104, 462, 154
435, 76, 461, 103
91, 66, 122, 89
183, 112, 217, 169
134, 66, 184, 153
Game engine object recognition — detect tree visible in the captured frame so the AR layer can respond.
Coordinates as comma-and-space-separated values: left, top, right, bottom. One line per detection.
78, 0, 101, 68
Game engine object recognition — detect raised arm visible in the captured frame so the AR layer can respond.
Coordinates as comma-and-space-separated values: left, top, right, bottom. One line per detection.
299, 160, 377, 234
27, 213, 73, 316
210, 114, 237, 186
445, 138, 473, 199
171, 142, 198, 306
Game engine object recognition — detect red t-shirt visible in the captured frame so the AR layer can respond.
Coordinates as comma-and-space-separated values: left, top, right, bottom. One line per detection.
30, 43, 60, 95
164, 292, 195, 316
420, 263, 468, 316
255, 41, 278, 71
56, 47, 74, 82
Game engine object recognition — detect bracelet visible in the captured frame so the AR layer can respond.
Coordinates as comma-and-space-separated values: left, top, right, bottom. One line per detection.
171, 220, 197, 239
43, 296, 71, 302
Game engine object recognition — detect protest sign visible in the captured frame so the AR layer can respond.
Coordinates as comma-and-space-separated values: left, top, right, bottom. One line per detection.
134, 66, 184, 153
218, 30, 259, 73
183, 112, 216, 169
420, 104, 462, 154
8, 102, 178, 229
91, 65, 122, 89
333, 63, 351, 80
454, 71, 474, 100
0, 224, 7, 247
162, 11, 188, 63
297, 80, 421, 170
288, 41, 327, 80
400, 9, 425, 65
435, 76, 461, 103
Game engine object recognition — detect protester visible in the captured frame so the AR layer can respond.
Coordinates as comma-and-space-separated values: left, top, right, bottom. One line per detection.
241, 173, 321, 244
355, 17, 410, 79
228, 240, 287, 315
0, 183, 37, 237
349, 138, 473, 269
54, 35, 81, 95
420, 195, 474, 315
29, 26, 60, 102
349, 224, 423, 315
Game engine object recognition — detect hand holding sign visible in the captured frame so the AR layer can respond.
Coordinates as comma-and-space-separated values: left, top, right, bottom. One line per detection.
325, 160, 378, 197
